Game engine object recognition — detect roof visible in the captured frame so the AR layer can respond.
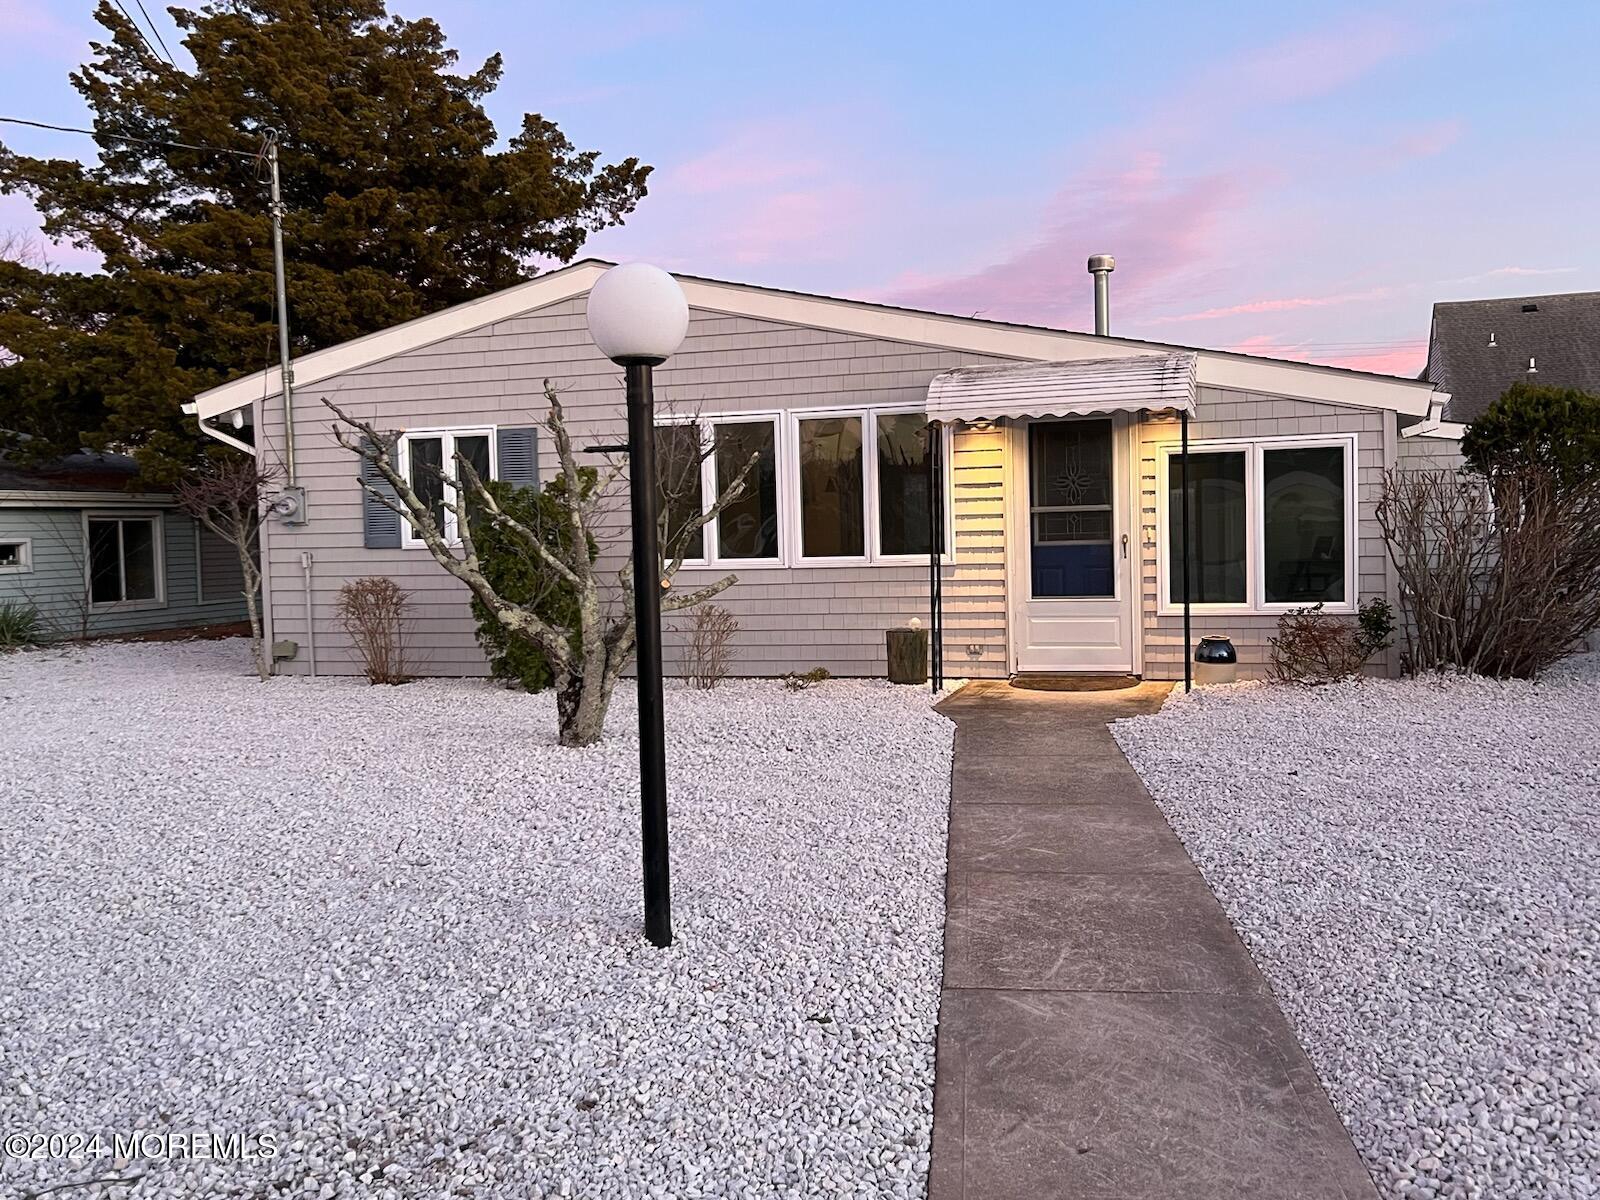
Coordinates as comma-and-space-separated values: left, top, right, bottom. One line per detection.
192, 258, 1443, 422
927, 353, 1197, 422
1425, 291, 1600, 422
0, 448, 149, 493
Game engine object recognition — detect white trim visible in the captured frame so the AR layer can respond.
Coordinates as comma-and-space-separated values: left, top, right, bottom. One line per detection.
0, 537, 32, 574
1402, 418, 1467, 441
1155, 434, 1359, 618
0, 490, 175, 506
705, 412, 786, 569
790, 409, 869, 566
82, 510, 167, 613
190, 259, 1442, 423
395, 426, 497, 549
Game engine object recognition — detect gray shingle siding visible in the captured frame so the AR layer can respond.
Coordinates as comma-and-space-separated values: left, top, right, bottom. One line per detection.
263, 297, 1015, 679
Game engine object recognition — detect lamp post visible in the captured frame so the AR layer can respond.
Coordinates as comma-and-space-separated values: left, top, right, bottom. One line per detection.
586, 263, 690, 949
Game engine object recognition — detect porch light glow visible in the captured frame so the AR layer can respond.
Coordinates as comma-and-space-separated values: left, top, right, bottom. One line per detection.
585, 262, 689, 365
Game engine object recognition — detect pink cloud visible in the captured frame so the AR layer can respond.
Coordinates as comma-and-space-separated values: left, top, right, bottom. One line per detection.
1150, 286, 1392, 324
881, 153, 1245, 329
0, 0, 90, 57
1195, 13, 1412, 107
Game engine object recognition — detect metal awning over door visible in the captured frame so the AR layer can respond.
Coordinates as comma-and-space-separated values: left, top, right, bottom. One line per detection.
925, 352, 1197, 423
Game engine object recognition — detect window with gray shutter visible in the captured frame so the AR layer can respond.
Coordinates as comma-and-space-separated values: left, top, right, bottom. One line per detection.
496, 426, 539, 491
360, 437, 402, 549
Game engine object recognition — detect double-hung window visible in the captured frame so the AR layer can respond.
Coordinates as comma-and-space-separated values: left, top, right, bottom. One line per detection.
1162, 436, 1355, 612
657, 408, 948, 568
397, 428, 494, 547
86, 514, 163, 609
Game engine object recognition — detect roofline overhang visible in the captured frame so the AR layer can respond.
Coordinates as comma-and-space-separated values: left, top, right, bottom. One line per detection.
0, 489, 176, 506
189, 258, 1443, 423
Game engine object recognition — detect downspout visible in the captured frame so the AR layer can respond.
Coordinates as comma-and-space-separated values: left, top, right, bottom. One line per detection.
1180, 410, 1192, 694
300, 550, 317, 678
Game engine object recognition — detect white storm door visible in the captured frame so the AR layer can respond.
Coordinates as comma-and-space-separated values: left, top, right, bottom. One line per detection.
1013, 416, 1135, 672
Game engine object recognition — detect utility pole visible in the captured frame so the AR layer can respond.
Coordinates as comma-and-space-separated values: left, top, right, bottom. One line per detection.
265, 131, 297, 489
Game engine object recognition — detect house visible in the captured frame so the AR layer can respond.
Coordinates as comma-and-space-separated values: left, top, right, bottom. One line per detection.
185, 259, 1463, 681
0, 449, 249, 640
1425, 291, 1600, 422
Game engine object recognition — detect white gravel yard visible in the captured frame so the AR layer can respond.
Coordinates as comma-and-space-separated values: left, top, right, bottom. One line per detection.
0, 639, 953, 1200
1112, 659, 1600, 1200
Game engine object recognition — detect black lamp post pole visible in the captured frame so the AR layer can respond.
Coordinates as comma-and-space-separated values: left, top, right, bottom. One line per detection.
624, 358, 673, 948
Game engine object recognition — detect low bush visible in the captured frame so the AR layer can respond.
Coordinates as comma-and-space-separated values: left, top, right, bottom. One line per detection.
337, 577, 411, 684
681, 604, 737, 690
783, 666, 831, 692
1268, 597, 1393, 685
0, 600, 42, 650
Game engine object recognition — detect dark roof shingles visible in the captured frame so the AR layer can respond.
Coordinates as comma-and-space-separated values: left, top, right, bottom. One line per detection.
1426, 291, 1600, 422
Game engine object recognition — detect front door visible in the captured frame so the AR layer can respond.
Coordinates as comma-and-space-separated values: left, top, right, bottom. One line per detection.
1012, 416, 1135, 672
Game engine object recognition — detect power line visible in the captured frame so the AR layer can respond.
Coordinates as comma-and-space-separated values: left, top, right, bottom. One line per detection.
0, 115, 257, 159
110, 0, 172, 67
131, 0, 177, 65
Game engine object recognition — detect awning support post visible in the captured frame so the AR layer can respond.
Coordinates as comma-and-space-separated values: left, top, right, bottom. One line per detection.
928, 421, 944, 694
1180, 409, 1192, 694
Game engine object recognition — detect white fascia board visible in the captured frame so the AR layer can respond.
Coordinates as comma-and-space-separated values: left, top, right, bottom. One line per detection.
677, 278, 1437, 416
190, 260, 610, 421
0, 490, 176, 506
190, 257, 1437, 421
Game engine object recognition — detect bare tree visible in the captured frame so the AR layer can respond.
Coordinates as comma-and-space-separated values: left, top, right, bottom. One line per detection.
1376, 465, 1600, 678
173, 455, 276, 681
324, 382, 758, 747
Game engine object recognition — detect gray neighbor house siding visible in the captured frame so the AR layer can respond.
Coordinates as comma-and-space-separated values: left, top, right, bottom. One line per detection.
243, 279, 1459, 683
0, 506, 248, 639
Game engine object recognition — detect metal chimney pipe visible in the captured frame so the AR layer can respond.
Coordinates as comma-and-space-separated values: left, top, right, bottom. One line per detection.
1088, 254, 1115, 335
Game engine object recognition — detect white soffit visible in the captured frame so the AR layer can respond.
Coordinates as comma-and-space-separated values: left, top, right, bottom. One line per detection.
926, 353, 1198, 423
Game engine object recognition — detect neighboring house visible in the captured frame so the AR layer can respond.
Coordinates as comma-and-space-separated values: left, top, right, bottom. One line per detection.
0, 450, 249, 640
186, 259, 1462, 682
1425, 290, 1600, 423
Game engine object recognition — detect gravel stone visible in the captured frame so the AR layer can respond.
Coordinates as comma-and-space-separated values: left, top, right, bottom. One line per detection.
1112, 658, 1599, 1200
0, 639, 953, 1198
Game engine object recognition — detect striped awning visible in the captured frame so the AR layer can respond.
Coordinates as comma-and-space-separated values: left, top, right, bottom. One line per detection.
925, 352, 1197, 423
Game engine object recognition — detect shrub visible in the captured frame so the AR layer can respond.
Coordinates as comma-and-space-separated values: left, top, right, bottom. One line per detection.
0, 600, 42, 650
1462, 382, 1600, 489
682, 604, 737, 690
337, 577, 411, 684
1268, 598, 1394, 685
783, 666, 831, 692
1376, 465, 1600, 678
469, 472, 599, 693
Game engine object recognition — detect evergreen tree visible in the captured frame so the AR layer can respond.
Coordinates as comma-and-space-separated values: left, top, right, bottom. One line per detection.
0, 0, 650, 482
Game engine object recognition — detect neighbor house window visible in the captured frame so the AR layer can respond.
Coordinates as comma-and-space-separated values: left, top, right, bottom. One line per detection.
713, 418, 781, 561
86, 515, 162, 608
1164, 437, 1352, 611
797, 414, 865, 559
0, 539, 30, 574
398, 429, 493, 547
875, 412, 940, 557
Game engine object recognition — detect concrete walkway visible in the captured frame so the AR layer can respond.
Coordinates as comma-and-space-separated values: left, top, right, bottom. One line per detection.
928, 681, 1378, 1200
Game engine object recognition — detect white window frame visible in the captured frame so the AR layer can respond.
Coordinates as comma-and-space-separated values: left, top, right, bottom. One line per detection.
790, 408, 870, 566
0, 537, 31, 574
396, 426, 497, 549
83, 511, 166, 612
660, 405, 955, 570
1156, 433, 1358, 617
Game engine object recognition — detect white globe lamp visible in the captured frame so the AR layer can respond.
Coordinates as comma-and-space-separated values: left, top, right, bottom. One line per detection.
586, 262, 689, 365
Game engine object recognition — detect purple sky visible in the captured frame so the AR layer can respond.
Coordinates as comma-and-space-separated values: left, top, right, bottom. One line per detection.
4, 1, 1598, 377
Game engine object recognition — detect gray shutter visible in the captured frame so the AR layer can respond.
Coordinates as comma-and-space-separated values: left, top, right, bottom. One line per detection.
360, 437, 402, 549
497, 426, 540, 492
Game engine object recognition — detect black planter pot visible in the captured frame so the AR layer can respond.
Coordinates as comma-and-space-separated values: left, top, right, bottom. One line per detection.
1194, 635, 1238, 684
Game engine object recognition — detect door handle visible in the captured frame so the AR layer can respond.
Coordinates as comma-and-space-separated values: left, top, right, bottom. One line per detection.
1121, 532, 1129, 560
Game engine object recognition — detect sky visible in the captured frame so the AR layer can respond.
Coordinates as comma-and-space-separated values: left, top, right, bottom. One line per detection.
3, 0, 1598, 377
